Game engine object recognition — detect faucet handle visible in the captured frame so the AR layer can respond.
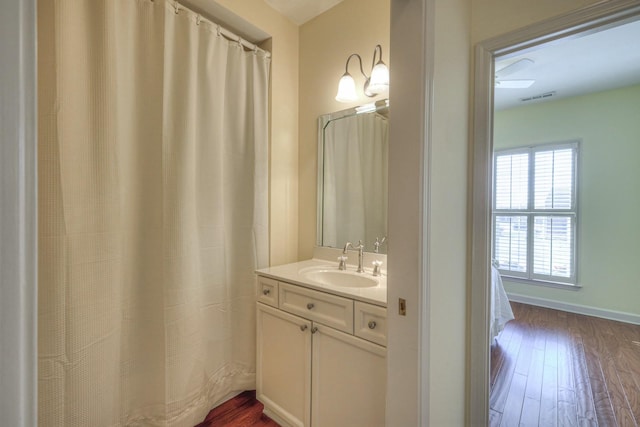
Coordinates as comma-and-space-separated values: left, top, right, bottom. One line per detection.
374, 236, 387, 253
337, 255, 348, 271
372, 260, 383, 276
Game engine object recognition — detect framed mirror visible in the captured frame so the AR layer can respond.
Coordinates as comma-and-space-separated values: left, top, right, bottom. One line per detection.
317, 99, 389, 254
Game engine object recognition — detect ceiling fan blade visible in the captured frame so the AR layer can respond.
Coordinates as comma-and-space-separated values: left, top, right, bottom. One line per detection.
495, 58, 534, 79
495, 79, 535, 89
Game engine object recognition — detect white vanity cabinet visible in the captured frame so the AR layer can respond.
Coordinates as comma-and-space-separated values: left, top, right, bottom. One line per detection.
256, 275, 386, 427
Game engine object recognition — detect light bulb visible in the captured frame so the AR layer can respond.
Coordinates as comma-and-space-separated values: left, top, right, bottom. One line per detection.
368, 61, 389, 94
335, 73, 358, 102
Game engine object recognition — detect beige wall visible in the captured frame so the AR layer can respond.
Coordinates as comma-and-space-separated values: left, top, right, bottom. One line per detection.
215, 0, 300, 266
298, 0, 391, 260
468, 0, 605, 203
471, 0, 601, 43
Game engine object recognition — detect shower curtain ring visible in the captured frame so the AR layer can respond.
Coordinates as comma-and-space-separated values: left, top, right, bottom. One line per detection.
174, 3, 179, 14
196, 14, 201, 25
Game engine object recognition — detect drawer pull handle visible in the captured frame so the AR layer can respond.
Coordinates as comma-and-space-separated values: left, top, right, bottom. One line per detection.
306, 303, 315, 310
262, 289, 270, 296
311, 327, 318, 334
300, 325, 308, 332
368, 321, 377, 330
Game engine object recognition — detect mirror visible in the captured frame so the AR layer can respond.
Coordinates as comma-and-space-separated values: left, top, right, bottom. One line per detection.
317, 99, 389, 254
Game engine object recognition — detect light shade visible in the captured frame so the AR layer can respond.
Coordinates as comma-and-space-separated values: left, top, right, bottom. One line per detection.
368, 61, 389, 94
335, 73, 358, 102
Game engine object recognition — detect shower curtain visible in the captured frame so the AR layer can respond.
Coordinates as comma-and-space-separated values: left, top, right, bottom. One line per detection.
322, 113, 388, 249
37, 1, 269, 425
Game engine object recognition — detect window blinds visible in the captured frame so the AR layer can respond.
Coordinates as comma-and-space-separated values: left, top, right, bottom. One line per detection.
493, 142, 578, 284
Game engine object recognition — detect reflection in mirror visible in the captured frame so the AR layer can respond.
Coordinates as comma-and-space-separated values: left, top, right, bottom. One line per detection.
317, 99, 388, 254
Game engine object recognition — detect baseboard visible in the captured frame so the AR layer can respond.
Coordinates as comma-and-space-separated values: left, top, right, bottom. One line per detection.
262, 407, 294, 427
507, 293, 640, 325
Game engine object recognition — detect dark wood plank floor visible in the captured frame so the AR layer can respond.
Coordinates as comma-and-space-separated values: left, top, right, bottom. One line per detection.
196, 390, 279, 427
491, 302, 640, 427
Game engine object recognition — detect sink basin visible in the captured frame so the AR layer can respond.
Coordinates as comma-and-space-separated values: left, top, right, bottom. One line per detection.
299, 267, 379, 288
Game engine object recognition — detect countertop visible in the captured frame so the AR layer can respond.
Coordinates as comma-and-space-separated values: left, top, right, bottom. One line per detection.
256, 258, 387, 307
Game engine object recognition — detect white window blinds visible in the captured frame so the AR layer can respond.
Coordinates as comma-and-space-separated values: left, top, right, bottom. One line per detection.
493, 142, 578, 284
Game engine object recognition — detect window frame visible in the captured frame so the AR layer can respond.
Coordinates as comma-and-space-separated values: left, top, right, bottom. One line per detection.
492, 140, 579, 286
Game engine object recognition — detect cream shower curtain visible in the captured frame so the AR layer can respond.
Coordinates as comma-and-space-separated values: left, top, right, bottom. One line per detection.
37, 1, 269, 425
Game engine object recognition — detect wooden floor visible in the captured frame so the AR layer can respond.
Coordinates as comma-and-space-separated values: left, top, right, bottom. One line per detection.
490, 302, 640, 427
196, 390, 279, 427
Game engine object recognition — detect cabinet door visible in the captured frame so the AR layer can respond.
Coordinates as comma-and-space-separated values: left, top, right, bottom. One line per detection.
311, 323, 386, 427
257, 303, 311, 427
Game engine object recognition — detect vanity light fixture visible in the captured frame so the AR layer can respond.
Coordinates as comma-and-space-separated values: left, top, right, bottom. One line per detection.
335, 44, 389, 103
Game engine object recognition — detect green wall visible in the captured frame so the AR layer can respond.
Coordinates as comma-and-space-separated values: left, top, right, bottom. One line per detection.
494, 84, 640, 317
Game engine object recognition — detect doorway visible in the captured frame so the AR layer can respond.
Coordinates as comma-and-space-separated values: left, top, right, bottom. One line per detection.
470, 2, 640, 424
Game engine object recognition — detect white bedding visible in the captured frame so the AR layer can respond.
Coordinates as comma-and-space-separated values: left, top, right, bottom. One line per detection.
490, 266, 514, 343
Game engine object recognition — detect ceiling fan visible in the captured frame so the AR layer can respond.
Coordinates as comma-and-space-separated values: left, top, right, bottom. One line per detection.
495, 58, 535, 89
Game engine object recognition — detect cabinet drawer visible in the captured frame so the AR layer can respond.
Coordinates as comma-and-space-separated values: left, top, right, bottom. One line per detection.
279, 282, 354, 333
354, 301, 387, 346
257, 276, 278, 307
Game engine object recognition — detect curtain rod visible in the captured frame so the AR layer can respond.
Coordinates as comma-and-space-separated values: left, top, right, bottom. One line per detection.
171, 1, 271, 58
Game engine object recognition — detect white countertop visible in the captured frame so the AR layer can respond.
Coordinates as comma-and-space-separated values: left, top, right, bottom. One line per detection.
256, 258, 387, 307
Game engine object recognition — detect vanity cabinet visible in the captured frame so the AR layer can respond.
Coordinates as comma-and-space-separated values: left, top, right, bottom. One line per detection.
257, 303, 311, 427
256, 275, 386, 427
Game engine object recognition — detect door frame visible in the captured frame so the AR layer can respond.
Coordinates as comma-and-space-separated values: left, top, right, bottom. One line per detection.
0, 0, 38, 425
469, 0, 640, 423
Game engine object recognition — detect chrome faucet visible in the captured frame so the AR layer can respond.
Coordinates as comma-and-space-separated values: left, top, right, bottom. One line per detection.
343, 240, 365, 273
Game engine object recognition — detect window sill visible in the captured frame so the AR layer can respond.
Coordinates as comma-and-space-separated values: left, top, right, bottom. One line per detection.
500, 275, 582, 290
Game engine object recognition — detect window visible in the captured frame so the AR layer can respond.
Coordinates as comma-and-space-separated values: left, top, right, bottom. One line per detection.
493, 142, 578, 285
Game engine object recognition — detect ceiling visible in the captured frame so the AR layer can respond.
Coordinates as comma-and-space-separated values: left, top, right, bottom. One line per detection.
264, 0, 344, 25
494, 18, 640, 110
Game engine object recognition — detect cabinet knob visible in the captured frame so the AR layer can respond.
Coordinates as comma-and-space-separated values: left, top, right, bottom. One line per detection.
368, 321, 377, 330
306, 303, 315, 310
311, 326, 318, 334
300, 324, 308, 332
262, 289, 270, 296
